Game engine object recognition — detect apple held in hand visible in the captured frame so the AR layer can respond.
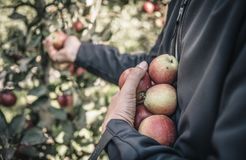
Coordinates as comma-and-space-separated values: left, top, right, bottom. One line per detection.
49, 31, 67, 50
144, 84, 177, 115
139, 115, 176, 145
0, 90, 17, 107
143, 1, 155, 14
57, 94, 73, 108
118, 67, 151, 93
149, 54, 178, 84
134, 104, 152, 129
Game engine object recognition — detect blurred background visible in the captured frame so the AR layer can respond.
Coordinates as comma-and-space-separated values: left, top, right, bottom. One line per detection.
0, 0, 165, 159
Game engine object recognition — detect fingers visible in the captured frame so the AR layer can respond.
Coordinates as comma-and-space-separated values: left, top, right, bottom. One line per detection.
43, 38, 58, 61
121, 61, 148, 94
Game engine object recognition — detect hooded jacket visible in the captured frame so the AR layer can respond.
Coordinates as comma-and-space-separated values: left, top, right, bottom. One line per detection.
75, 0, 246, 159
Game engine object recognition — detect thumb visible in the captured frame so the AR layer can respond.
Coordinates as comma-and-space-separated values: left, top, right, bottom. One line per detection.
121, 61, 148, 94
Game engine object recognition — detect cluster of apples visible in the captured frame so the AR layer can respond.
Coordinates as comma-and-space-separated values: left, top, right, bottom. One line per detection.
118, 54, 178, 146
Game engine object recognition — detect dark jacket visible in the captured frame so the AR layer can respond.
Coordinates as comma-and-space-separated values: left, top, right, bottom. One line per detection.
75, 0, 246, 159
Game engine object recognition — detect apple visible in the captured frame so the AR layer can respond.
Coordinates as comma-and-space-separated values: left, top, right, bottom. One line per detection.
144, 84, 176, 115
134, 104, 152, 129
138, 115, 176, 145
143, 1, 155, 14
154, 4, 160, 11
73, 19, 84, 32
149, 54, 178, 84
0, 90, 17, 107
49, 31, 67, 50
118, 68, 151, 93
57, 94, 73, 108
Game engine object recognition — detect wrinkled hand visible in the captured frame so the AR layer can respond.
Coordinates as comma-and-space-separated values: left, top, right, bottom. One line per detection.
42, 36, 81, 63
102, 61, 148, 132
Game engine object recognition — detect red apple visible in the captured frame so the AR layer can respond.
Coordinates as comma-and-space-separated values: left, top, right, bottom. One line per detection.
138, 115, 176, 145
73, 19, 84, 32
144, 84, 176, 115
118, 68, 151, 93
49, 31, 67, 50
143, 1, 155, 14
0, 90, 17, 107
154, 4, 160, 11
57, 94, 73, 108
134, 104, 152, 129
149, 54, 178, 84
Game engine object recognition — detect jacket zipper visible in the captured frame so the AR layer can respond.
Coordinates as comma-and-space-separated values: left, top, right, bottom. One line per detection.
174, 0, 190, 60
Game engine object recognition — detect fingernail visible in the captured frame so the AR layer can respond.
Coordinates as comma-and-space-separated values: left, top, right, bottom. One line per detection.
137, 61, 148, 70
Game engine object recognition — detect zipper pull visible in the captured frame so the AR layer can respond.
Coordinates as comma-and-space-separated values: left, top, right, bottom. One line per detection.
176, 0, 189, 23
176, 7, 184, 23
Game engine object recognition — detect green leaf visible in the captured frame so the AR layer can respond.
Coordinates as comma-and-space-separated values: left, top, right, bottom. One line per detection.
17, 145, 39, 157
30, 96, 49, 111
21, 127, 47, 146
73, 108, 86, 130
28, 86, 48, 97
9, 115, 25, 137
12, 72, 27, 83
0, 111, 8, 135
62, 121, 74, 144
18, 57, 34, 72
49, 107, 67, 121
0, 148, 15, 160
9, 12, 27, 23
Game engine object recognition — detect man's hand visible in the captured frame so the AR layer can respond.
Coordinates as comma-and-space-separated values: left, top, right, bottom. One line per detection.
102, 61, 148, 132
43, 36, 81, 63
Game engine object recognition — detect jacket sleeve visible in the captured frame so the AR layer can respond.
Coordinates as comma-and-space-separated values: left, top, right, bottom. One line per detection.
74, 43, 153, 84
104, 119, 186, 160
74, 26, 166, 84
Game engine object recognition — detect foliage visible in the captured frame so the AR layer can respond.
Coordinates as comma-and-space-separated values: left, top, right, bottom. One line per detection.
0, 0, 163, 159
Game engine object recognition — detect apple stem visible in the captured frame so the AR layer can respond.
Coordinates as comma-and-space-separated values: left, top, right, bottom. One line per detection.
136, 91, 146, 105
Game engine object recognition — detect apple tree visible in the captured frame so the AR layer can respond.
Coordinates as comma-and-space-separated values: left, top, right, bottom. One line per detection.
0, 0, 165, 159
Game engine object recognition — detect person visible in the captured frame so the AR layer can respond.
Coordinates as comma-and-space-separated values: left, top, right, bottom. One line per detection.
43, 0, 246, 159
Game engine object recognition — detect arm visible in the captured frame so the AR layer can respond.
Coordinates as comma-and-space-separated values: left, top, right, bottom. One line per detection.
74, 43, 154, 84
105, 119, 185, 160
74, 24, 167, 84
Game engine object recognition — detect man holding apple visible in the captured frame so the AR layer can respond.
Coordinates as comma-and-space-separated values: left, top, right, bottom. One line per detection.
43, 0, 246, 159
